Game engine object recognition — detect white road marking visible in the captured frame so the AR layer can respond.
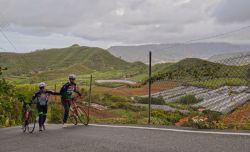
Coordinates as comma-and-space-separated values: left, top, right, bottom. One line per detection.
89, 124, 250, 136
2, 124, 250, 136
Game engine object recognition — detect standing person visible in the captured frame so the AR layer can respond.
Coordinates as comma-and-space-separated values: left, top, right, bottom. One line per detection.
60, 74, 82, 128
30, 82, 60, 131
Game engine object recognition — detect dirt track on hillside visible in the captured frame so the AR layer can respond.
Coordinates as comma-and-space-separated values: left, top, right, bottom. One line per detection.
94, 80, 177, 97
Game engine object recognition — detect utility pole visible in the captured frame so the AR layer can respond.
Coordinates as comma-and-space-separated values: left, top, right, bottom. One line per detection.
88, 75, 93, 119
54, 84, 57, 101
148, 51, 152, 124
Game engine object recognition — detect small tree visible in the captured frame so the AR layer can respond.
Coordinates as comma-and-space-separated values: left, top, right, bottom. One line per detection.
247, 68, 250, 86
179, 95, 199, 105
0, 66, 8, 75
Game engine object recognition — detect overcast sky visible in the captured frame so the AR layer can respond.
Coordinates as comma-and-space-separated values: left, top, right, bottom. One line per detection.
0, 0, 250, 52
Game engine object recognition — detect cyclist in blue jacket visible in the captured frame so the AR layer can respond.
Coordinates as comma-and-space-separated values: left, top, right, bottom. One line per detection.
31, 82, 60, 131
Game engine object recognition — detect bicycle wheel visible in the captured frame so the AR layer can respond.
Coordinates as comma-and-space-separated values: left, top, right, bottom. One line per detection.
28, 111, 36, 133
68, 114, 77, 125
22, 120, 28, 132
76, 106, 89, 126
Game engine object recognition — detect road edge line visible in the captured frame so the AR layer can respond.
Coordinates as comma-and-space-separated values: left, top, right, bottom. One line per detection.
89, 124, 250, 136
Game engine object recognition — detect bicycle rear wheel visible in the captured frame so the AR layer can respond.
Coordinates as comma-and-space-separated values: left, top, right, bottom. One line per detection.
28, 111, 36, 133
76, 106, 89, 126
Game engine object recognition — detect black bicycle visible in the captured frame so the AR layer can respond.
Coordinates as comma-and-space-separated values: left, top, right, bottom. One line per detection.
22, 103, 37, 133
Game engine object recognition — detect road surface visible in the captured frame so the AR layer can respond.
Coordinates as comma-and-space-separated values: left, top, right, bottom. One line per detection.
0, 124, 250, 152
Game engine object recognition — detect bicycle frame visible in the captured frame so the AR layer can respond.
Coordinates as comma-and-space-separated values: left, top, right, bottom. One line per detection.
68, 97, 89, 125
22, 103, 37, 133
70, 98, 84, 116
24, 106, 32, 120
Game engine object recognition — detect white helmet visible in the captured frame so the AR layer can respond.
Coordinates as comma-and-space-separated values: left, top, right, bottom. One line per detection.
39, 82, 46, 88
68, 74, 76, 80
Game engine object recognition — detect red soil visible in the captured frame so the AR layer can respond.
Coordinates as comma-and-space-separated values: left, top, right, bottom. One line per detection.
81, 106, 117, 118
175, 117, 188, 127
222, 101, 250, 127
94, 80, 177, 97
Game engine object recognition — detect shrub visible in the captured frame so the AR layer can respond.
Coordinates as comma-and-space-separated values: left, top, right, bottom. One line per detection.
179, 95, 199, 105
151, 109, 183, 125
0, 79, 23, 127
215, 122, 226, 130
48, 102, 64, 123
242, 124, 250, 130
187, 110, 222, 129
193, 121, 211, 129
109, 95, 130, 103
93, 94, 142, 112
203, 110, 221, 122
136, 97, 165, 105
110, 101, 143, 112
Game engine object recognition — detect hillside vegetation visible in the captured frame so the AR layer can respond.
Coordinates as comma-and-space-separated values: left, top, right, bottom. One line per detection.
150, 58, 250, 88
0, 45, 147, 82
209, 51, 250, 66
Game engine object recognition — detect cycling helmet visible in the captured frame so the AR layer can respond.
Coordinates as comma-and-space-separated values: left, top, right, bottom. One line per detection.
39, 82, 46, 88
69, 74, 76, 80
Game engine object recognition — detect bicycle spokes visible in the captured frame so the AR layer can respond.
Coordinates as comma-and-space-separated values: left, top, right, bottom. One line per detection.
76, 106, 89, 126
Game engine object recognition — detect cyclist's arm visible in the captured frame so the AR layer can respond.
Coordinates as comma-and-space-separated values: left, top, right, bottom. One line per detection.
46, 90, 61, 96
74, 90, 81, 96
30, 93, 37, 103
73, 85, 82, 96
60, 83, 69, 95
30, 92, 38, 104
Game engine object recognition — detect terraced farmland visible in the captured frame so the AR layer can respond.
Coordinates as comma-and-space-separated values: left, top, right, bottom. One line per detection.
152, 85, 250, 114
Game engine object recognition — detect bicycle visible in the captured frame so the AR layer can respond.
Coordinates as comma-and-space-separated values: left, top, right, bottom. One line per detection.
67, 96, 89, 126
22, 102, 37, 133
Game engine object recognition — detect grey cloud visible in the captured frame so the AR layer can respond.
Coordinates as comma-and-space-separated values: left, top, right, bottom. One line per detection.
0, 0, 249, 51
0, 0, 115, 28
69, 0, 217, 43
213, 0, 250, 23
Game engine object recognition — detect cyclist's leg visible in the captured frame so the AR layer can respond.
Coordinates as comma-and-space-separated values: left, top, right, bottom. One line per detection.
37, 104, 43, 130
42, 105, 48, 126
62, 99, 70, 123
22, 103, 26, 122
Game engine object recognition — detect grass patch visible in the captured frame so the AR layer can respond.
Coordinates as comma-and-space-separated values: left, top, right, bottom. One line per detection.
151, 109, 184, 125
189, 78, 247, 89
95, 82, 125, 88
135, 96, 166, 105
166, 95, 199, 110
166, 102, 191, 110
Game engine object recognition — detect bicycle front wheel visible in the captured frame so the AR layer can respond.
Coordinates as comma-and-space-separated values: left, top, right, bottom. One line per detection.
76, 106, 89, 126
28, 111, 36, 133
68, 114, 77, 125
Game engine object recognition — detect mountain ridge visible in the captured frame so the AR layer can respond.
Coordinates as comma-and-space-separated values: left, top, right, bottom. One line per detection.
108, 42, 250, 64
0, 45, 147, 80
209, 51, 250, 66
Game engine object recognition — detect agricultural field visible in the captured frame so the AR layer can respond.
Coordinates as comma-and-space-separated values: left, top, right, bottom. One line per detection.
221, 102, 250, 129
150, 85, 250, 114
93, 80, 176, 97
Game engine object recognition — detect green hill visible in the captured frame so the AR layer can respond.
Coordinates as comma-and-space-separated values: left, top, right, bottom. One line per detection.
150, 58, 250, 87
0, 45, 147, 82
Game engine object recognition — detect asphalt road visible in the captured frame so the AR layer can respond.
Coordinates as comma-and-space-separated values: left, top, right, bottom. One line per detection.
0, 124, 250, 152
